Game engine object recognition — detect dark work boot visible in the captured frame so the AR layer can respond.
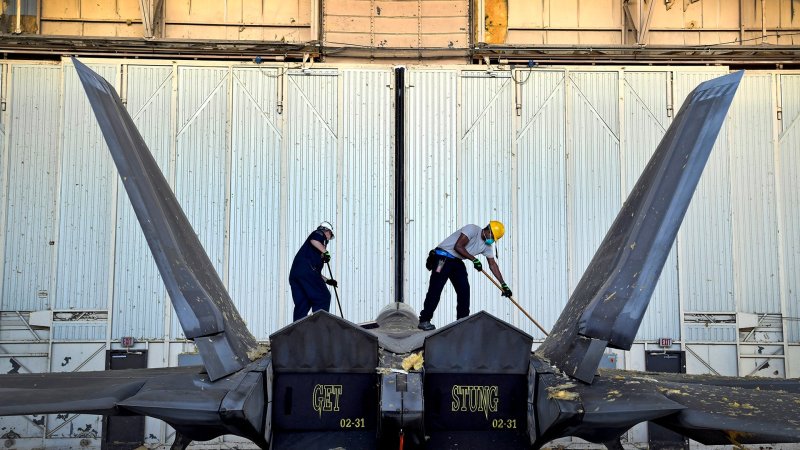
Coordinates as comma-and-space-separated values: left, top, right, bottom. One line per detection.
418, 320, 435, 331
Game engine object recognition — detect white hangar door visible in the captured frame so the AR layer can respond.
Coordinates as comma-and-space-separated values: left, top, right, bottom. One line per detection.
404, 69, 517, 329
81, 63, 396, 340
283, 68, 396, 327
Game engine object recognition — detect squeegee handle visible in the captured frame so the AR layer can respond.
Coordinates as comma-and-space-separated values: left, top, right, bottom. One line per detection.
326, 262, 344, 319
480, 270, 549, 336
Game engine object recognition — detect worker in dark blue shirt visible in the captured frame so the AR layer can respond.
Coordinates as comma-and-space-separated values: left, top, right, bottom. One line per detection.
290, 221, 338, 321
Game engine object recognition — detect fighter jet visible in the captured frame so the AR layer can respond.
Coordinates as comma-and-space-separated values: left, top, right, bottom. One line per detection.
0, 59, 798, 450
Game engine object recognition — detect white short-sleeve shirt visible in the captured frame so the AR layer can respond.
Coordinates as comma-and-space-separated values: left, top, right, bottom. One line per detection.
437, 224, 495, 259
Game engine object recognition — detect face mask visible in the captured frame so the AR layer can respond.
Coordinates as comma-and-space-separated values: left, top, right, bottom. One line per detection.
484, 238, 495, 245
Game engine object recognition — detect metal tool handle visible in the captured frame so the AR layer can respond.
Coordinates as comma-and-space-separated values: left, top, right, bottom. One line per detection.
480, 270, 548, 336
326, 261, 344, 318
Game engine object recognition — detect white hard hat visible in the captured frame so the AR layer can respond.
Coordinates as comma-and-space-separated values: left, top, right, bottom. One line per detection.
318, 221, 334, 239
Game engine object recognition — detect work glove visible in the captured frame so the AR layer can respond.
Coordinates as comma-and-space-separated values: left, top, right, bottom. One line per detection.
501, 283, 513, 298
321, 251, 331, 263
326, 279, 338, 288
472, 258, 483, 271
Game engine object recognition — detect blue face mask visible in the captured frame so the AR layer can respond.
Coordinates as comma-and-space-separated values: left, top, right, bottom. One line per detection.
484, 238, 495, 245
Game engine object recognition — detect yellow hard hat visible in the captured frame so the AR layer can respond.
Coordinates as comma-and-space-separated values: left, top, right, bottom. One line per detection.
489, 220, 505, 240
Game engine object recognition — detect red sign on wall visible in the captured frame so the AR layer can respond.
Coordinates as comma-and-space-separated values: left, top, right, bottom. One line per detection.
658, 338, 672, 348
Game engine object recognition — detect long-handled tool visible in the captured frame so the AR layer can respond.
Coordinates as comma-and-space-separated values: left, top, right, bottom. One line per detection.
326, 261, 344, 318
480, 270, 548, 336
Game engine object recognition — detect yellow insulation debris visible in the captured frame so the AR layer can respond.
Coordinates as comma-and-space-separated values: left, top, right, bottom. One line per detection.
724, 430, 754, 447
247, 342, 271, 360
548, 389, 580, 401
658, 387, 684, 396
547, 383, 580, 401
402, 351, 424, 371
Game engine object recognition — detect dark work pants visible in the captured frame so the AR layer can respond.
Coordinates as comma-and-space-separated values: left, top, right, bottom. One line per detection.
419, 257, 470, 322
289, 268, 331, 321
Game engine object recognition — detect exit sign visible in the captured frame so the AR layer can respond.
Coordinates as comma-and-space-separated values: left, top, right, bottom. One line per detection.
120, 336, 136, 347
658, 338, 673, 347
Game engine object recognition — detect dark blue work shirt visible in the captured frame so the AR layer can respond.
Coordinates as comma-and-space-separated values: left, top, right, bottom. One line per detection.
290, 230, 328, 275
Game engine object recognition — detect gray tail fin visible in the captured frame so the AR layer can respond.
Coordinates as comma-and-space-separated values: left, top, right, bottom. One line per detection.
536, 71, 744, 383
72, 57, 257, 381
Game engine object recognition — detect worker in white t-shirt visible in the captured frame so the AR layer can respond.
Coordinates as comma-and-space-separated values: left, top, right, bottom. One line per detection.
418, 221, 511, 331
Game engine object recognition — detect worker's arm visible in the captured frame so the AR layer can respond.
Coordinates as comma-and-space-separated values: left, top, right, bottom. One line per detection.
310, 239, 332, 263
310, 241, 338, 286
488, 258, 512, 297
487, 258, 506, 284
456, 233, 488, 272
310, 240, 327, 253
320, 273, 337, 286
453, 233, 476, 260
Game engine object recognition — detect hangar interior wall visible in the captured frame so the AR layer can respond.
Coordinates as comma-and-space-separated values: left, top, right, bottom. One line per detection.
8, 0, 800, 48
34, 0, 314, 41
0, 60, 397, 341
0, 60, 797, 337
0, 59, 799, 446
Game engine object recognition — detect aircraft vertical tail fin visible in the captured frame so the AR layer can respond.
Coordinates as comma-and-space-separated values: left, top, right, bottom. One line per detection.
536, 71, 744, 383
72, 57, 257, 380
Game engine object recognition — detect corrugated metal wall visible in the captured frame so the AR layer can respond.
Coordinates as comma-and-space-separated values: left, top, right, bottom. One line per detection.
621, 71, 679, 341
566, 70, 623, 316
2, 64, 61, 312
729, 74, 783, 314
515, 69, 568, 340
459, 71, 515, 324
284, 68, 340, 327
685, 324, 737, 342
112, 64, 173, 340
403, 66, 797, 343
1, 60, 798, 347
52, 321, 107, 341
175, 66, 230, 284
0, 64, 5, 310
674, 70, 736, 314
404, 70, 459, 324
339, 69, 395, 318
55, 63, 119, 312
170, 66, 231, 339
227, 67, 284, 341
779, 74, 800, 343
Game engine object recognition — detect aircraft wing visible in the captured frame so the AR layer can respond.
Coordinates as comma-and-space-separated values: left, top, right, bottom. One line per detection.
0, 362, 271, 445
536, 71, 744, 383
535, 368, 800, 446
72, 58, 257, 381
652, 377, 800, 444
0, 367, 202, 416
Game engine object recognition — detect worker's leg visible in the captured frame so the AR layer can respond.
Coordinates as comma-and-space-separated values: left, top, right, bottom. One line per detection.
290, 276, 311, 321
450, 260, 471, 319
308, 275, 332, 313
419, 258, 450, 322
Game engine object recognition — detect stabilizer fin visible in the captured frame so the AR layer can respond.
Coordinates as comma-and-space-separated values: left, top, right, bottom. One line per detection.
72, 58, 257, 380
536, 71, 744, 383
